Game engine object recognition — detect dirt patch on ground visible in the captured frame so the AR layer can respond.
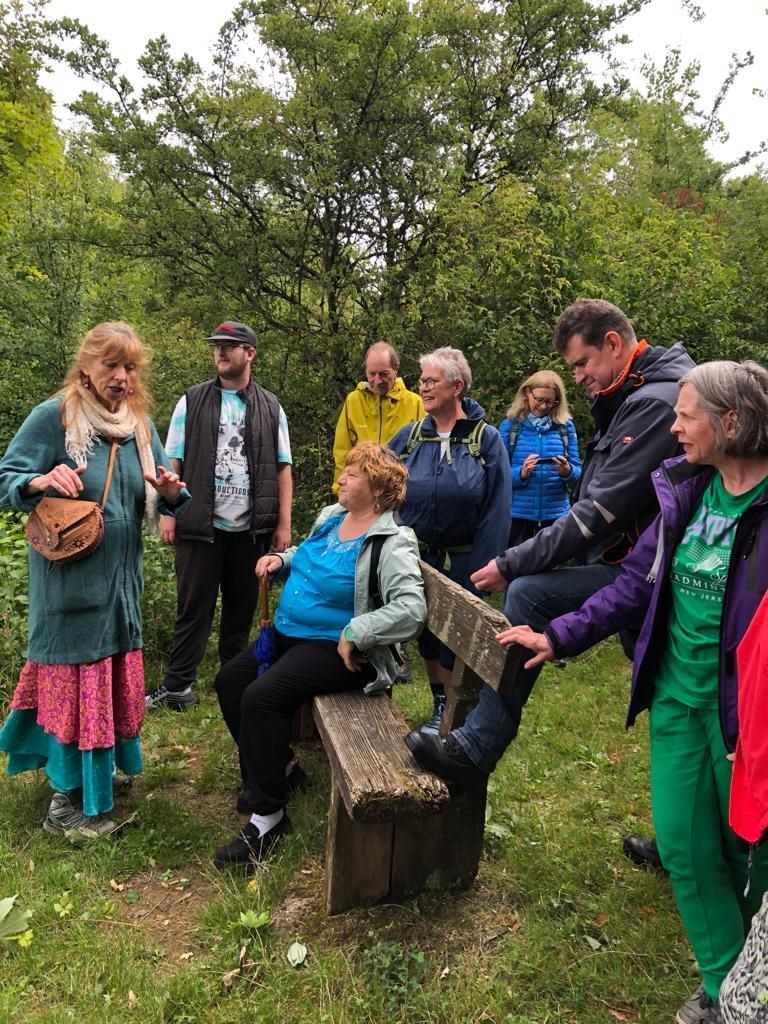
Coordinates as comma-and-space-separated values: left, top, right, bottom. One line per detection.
114, 860, 214, 960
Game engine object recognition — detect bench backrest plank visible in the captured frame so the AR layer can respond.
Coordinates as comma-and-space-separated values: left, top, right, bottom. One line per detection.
420, 561, 520, 690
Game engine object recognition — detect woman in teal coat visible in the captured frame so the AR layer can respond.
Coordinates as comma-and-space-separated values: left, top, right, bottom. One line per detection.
0, 322, 187, 838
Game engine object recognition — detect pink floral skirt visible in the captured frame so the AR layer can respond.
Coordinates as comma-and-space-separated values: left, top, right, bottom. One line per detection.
10, 650, 145, 751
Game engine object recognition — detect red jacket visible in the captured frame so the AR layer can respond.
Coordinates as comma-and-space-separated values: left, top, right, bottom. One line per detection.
730, 591, 768, 844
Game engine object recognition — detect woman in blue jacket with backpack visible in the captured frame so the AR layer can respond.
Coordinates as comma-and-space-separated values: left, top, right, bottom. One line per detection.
499, 369, 581, 547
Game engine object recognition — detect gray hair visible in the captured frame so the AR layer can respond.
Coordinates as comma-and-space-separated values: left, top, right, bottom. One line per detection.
420, 346, 472, 392
681, 360, 768, 459
365, 339, 400, 370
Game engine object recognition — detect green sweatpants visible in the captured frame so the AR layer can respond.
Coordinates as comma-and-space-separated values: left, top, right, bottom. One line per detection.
650, 693, 768, 999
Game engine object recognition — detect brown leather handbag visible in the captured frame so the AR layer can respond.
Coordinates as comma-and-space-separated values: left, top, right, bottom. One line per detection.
25, 443, 118, 564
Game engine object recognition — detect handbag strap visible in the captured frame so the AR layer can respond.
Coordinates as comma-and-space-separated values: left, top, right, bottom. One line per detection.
99, 443, 119, 508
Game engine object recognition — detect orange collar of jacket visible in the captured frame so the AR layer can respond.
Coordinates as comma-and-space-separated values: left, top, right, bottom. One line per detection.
595, 339, 649, 398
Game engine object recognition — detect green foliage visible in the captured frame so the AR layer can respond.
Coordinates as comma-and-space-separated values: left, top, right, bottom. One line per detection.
0, 510, 27, 707
0, 893, 33, 943
359, 938, 428, 1016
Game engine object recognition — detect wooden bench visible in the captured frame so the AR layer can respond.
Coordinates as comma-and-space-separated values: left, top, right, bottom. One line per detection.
312, 561, 525, 915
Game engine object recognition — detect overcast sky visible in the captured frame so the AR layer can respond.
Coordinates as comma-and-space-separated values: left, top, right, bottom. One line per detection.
40, 0, 767, 173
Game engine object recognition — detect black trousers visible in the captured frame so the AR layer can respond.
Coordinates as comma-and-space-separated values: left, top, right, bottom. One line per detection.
163, 529, 268, 692
214, 631, 374, 815
507, 517, 556, 548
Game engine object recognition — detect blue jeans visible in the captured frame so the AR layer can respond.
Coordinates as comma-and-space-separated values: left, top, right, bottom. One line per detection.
453, 564, 623, 771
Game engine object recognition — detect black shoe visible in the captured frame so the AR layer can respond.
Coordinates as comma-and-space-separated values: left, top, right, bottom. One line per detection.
405, 731, 489, 792
144, 685, 199, 711
236, 764, 310, 813
213, 813, 292, 871
622, 834, 664, 870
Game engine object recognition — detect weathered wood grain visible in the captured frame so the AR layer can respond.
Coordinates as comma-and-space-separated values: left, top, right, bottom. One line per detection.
324, 784, 393, 914
316, 563, 528, 913
314, 691, 450, 824
390, 782, 488, 897
421, 560, 523, 690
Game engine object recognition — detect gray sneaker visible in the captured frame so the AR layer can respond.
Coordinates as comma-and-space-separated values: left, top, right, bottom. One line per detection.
676, 985, 722, 1024
144, 684, 199, 711
43, 792, 120, 839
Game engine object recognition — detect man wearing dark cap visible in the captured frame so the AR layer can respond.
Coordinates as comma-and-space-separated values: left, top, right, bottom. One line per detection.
146, 321, 292, 710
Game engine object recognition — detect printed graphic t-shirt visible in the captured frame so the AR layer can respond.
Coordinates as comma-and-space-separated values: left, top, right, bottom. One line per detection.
655, 472, 768, 707
165, 389, 292, 532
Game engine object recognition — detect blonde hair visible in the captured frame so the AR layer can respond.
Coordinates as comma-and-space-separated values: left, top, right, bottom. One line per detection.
59, 322, 151, 427
507, 369, 571, 424
344, 441, 408, 511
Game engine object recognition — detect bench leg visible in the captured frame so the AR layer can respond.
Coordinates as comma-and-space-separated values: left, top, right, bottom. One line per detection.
290, 702, 317, 743
390, 781, 488, 896
324, 782, 393, 915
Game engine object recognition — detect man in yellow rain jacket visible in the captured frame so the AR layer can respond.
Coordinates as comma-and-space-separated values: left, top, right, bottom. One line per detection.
332, 340, 424, 493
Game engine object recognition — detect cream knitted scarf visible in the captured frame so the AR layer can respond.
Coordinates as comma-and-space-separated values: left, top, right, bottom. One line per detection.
64, 387, 159, 531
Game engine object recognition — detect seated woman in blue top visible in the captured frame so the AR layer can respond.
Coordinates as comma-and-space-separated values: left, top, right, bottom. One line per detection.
212, 441, 426, 871
499, 369, 581, 548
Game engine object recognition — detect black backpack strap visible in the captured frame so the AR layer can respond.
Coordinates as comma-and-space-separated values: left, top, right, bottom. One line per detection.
506, 418, 522, 461
368, 534, 386, 608
366, 534, 404, 673
558, 422, 569, 453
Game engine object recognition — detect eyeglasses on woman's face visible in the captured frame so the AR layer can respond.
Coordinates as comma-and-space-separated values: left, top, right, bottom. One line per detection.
418, 377, 445, 391
528, 390, 557, 409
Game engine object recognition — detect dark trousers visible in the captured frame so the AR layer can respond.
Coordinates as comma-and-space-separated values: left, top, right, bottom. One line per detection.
163, 529, 268, 692
214, 632, 375, 815
454, 563, 624, 770
508, 517, 556, 548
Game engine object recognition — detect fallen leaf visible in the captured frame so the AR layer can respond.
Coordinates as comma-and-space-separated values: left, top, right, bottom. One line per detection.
591, 914, 609, 927
608, 1009, 634, 1021
109, 880, 125, 893
287, 942, 307, 967
221, 968, 240, 989
439, 966, 451, 980
584, 935, 602, 951
179, 952, 194, 962
127, 990, 138, 1010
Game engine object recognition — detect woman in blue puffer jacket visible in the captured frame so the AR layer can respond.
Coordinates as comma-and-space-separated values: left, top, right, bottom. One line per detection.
499, 369, 581, 547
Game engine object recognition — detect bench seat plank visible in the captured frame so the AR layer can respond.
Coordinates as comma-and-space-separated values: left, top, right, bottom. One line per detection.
313, 691, 450, 824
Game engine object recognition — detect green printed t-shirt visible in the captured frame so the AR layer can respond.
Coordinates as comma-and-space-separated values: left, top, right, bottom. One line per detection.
655, 472, 768, 708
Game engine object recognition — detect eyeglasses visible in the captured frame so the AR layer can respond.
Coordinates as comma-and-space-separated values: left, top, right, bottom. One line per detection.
530, 393, 557, 408
418, 377, 444, 390
212, 342, 248, 352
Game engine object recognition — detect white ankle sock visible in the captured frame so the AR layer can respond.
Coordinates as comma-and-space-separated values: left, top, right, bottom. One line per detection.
284, 760, 296, 777
249, 809, 283, 836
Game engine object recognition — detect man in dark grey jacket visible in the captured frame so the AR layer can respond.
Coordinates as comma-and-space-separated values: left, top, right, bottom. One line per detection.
406, 300, 694, 864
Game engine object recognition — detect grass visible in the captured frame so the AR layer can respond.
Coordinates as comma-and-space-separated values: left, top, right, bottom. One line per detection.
0, 639, 698, 1024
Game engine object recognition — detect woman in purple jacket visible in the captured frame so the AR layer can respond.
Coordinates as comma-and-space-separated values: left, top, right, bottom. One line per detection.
498, 360, 768, 1024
